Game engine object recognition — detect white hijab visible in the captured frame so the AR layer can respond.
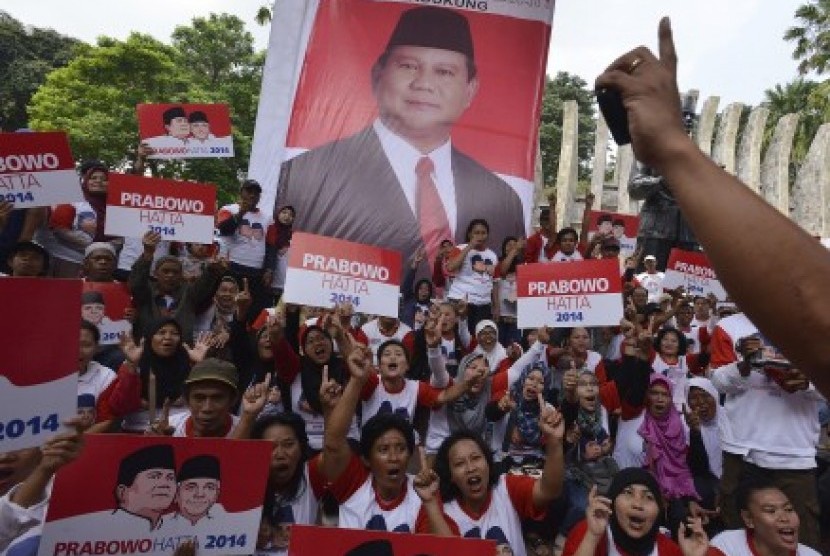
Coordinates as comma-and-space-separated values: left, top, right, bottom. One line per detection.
686, 376, 724, 478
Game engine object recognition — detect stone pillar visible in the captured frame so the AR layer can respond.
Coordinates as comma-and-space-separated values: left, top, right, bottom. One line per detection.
696, 96, 720, 156
760, 113, 799, 214
712, 102, 744, 174
615, 144, 635, 215
791, 123, 830, 236
555, 100, 579, 232
736, 106, 770, 194
590, 114, 610, 202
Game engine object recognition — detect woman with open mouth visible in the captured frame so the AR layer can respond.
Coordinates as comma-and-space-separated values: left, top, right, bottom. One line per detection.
251, 412, 317, 555
563, 467, 717, 556
312, 346, 429, 532
640, 375, 708, 539
360, 339, 483, 428
102, 317, 212, 432
710, 478, 821, 556
646, 328, 706, 411
420, 399, 565, 556
270, 309, 360, 453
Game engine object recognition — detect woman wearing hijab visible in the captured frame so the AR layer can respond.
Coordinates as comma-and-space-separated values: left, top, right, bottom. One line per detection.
270, 310, 359, 452
46, 160, 119, 278
99, 317, 211, 432
684, 377, 726, 536
563, 467, 717, 556
639, 375, 706, 538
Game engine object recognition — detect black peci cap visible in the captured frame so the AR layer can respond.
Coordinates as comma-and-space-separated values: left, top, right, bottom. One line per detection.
117, 444, 176, 486
386, 7, 474, 60
177, 454, 221, 482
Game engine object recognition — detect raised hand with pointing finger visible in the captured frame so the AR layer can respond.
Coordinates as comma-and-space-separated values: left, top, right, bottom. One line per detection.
235, 277, 252, 320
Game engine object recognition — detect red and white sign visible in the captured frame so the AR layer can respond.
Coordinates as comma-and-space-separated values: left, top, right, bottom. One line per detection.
284, 233, 402, 318
0, 279, 80, 451
288, 524, 494, 556
81, 282, 133, 345
586, 210, 640, 258
137, 103, 234, 160
0, 132, 83, 208
517, 259, 624, 328
662, 249, 727, 300
39, 435, 271, 556
104, 173, 216, 243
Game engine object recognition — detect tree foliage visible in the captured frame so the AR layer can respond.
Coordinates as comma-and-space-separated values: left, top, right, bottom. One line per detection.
27, 14, 263, 205
784, 0, 830, 75
0, 11, 83, 131
538, 72, 596, 186
762, 77, 830, 178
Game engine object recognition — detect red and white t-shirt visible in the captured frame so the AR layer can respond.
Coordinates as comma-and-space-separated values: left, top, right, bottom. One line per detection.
710, 529, 818, 556
551, 250, 584, 262
48, 200, 97, 263
361, 319, 412, 361
216, 204, 275, 268
361, 375, 442, 425
309, 454, 423, 532
438, 474, 544, 556
77, 361, 117, 402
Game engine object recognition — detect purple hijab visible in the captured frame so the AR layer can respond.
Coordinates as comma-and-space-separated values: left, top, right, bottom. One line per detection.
638, 374, 699, 500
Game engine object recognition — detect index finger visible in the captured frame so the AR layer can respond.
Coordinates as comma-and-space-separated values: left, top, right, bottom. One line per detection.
322, 365, 329, 385
537, 392, 546, 409
657, 17, 677, 79
418, 446, 429, 471
243, 277, 249, 291
161, 398, 172, 422
261, 372, 272, 387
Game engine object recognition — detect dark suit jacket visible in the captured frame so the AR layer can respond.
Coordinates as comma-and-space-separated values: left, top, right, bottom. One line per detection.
276, 127, 526, 277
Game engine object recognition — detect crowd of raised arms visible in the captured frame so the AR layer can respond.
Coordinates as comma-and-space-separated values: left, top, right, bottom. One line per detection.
2, 18, 830, 556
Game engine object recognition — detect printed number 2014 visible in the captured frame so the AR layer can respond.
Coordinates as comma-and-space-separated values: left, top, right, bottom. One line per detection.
555, 312, 584, 323
330, 293, 360, 307
204, 534, 246, 549
0, 414, 59, 440
148, 226, 175, 236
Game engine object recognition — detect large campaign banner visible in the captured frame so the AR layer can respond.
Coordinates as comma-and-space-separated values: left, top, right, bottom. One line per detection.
104, 173, 216, 243
39, 435, 271, 556
249, 0, 555, 270
288, 524, 494, 556
586, 210, 639, 258
662, 248, 728, 300
81, 282, 133, 345
137, 103, 234, 159
0, 131, 83, 208
284, 232, 402, 318
517, 258, 624, 328
0, 279, 80, 451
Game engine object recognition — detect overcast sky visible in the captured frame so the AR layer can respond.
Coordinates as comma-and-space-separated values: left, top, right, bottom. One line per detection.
4, 0, 809, 107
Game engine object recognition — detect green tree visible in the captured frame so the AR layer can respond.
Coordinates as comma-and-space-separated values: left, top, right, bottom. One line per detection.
784, 0, 830, 75
28, 33, 189, 165
538, 72, 596, 187
27, 14, 264, 204
0, 11, 82, 131
762, 77, 829, 177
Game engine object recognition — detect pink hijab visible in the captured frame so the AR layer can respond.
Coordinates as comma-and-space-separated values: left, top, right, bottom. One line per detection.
638, 374, 699, 500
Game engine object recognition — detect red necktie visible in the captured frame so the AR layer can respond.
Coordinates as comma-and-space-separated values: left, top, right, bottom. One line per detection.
415, 156, 452, 271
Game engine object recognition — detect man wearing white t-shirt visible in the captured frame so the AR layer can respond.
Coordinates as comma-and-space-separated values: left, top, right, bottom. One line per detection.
636, 255, 665, 303
361, 316, 412, 362
216, 180, 277, 322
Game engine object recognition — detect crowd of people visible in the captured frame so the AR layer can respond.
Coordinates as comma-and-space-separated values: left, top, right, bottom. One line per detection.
2, 16, 830, 556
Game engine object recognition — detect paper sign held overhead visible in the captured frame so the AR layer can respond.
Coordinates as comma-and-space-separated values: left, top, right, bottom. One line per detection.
284, 232, 402, 318
0, 131, 83, 208
517, 259, 624, 328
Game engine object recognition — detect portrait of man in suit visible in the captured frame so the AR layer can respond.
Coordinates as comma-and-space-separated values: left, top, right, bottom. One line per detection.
276, 6, 526, 276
